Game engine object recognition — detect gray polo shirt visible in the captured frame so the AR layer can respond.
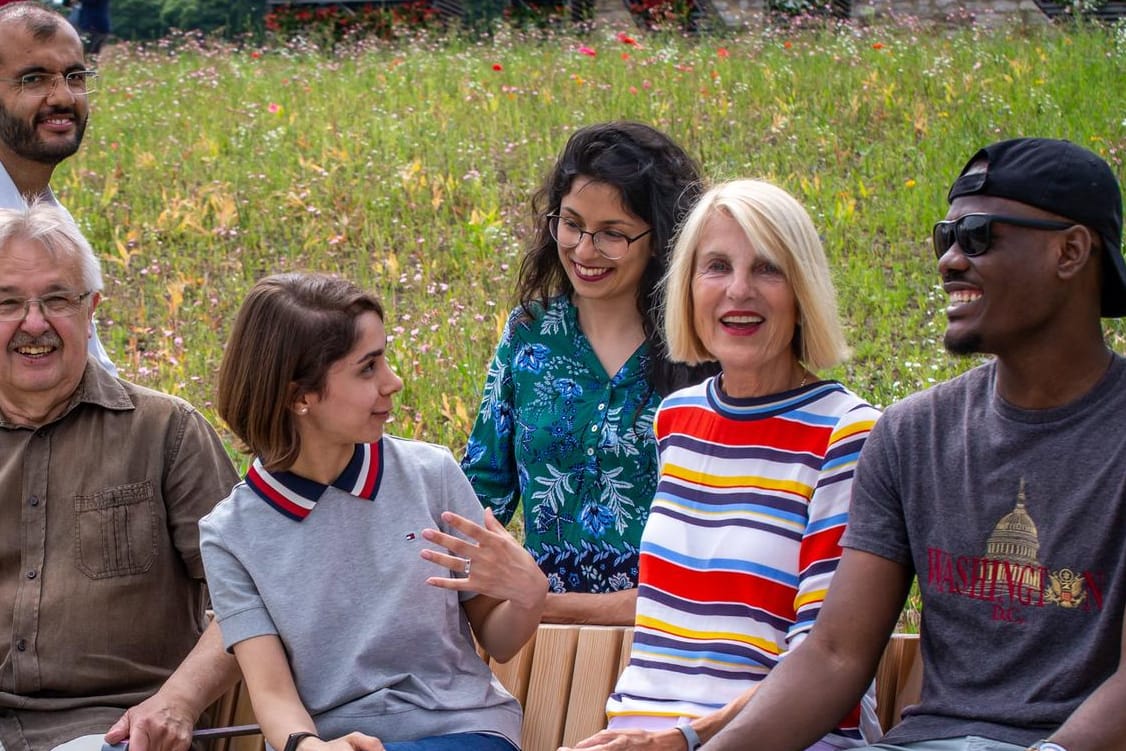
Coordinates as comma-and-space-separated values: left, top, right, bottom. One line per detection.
200, 436, 521, 745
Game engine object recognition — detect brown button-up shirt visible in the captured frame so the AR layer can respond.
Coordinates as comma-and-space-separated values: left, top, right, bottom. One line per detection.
0, 361, 239, 749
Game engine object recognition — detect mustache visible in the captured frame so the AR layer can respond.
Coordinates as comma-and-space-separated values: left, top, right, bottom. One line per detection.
941, 269, 970, 285
9, 331, 62, 350
35, 106, 77, 122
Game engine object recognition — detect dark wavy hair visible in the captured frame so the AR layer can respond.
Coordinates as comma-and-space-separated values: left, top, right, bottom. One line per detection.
515, 121, 718, 396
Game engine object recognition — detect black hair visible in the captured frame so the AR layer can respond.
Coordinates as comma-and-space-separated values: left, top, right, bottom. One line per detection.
515, 121, 719, 396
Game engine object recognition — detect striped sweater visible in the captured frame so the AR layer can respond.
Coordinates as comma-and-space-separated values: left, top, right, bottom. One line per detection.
606, 376, 881, 746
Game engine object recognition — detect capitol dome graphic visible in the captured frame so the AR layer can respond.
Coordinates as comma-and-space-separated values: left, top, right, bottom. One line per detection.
980, 479, 1042, 593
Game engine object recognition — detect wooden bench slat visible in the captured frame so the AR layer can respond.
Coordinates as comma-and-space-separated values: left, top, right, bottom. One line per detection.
874, 633, 922, 733
560, 627, 626, 746
616, 628, 634, 679
489, 628, 538, 706
521, 625, 580, 751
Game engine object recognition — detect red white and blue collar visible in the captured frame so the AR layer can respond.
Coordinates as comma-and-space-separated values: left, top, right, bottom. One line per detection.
245, 440, 384, 521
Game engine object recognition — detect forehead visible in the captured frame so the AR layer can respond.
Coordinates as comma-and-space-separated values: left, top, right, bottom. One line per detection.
0, 19, 84, 75
350, 310, 386, 349
562, 177, 633, 215
328, 311, 386, 368
945, 194, 1043, 222
0, 235, 82, 289
697, 209, 780, 261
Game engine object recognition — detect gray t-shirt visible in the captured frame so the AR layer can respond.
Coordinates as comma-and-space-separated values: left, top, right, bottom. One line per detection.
200, 436, 521, 746
842, 355, 1126, 746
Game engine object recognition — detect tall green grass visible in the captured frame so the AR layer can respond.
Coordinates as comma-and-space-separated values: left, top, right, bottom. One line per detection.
59, 18, 1126, 468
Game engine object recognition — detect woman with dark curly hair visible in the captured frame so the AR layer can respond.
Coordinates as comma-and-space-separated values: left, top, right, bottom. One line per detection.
461, 121, 717, 625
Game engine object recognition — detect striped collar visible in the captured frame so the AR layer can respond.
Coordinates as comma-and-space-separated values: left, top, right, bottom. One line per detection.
245, 440, 384, 521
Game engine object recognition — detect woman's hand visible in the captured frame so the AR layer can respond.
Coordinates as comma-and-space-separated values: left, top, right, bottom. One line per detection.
306, 733, 385, 751
422, 507, 546, 659
421, 507, 547, 611
559, 728, 687, 750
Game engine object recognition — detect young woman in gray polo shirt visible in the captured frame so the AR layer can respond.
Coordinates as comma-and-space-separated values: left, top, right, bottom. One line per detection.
200, 273, 547, 751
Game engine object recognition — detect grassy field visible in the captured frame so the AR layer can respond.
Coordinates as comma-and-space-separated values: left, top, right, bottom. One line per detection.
58, 16, 1126, 471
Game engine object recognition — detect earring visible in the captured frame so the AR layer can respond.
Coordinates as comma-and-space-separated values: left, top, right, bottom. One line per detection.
297, 407, 308, 415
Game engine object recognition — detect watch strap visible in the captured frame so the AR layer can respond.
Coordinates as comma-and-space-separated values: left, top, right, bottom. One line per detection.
676, 724, 702, 751
284, 732, 320, 751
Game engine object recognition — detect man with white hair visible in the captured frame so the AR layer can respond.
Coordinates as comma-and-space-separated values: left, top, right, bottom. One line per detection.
0, 202, 239, 750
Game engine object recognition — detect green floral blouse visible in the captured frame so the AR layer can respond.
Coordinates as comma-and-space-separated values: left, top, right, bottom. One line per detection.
461, 295, 661, 594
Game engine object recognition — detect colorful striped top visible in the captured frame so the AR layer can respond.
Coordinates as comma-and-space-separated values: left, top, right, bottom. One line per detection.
606, 376, 881, 746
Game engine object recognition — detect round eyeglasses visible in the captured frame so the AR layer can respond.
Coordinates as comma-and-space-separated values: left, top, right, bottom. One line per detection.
0, 70, 98, 98
0, 291, 94, 322
548, 214, 652, 261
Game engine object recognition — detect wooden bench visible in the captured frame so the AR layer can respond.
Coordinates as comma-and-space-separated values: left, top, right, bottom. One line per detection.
207, 625, 921, 751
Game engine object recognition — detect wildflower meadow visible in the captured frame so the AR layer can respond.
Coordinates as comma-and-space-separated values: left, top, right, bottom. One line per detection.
61, 18, 1126, 468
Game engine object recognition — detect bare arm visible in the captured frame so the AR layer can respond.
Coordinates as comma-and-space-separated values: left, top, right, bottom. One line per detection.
233, 635, 384, 751
560, 550, 911, 751
1047, 607, 1126, 751
103, 619, 240, 751
704, 550, 913, 751
561, 684, 760, 751
542, 589, 638, 625
424, 508, 547, 661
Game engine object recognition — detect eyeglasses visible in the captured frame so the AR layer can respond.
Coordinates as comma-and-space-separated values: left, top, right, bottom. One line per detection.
0, 291, 94, 322
0, 70, 98, 97
548, 214, 652, 261
932, 213, 1075, 260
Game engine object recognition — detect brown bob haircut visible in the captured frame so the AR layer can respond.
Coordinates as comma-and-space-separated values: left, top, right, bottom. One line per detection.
218, 272, 384, 472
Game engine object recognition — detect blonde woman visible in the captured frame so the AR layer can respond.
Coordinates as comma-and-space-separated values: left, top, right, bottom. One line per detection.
567, 180, 880, 751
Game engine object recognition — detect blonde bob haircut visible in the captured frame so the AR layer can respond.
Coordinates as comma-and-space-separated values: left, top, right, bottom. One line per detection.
662, 179, 849, 372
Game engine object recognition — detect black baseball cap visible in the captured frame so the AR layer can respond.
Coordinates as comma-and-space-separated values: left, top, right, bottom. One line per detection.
947, 137, 1126, 317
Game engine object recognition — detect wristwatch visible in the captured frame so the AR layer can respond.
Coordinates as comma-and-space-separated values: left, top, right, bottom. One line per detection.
283, 732, 320, 751
1027, 741, 1067, 751
676, 724, 702, 751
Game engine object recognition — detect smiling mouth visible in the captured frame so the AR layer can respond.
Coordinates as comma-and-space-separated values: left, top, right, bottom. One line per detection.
36, 112, 76, 131
720, 313, 764, 330
948, 290, 982, 305
572, 262, 612, 281
15, 344, 55, 357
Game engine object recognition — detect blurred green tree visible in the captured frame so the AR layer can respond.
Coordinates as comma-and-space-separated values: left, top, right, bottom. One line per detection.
110, 0, 265, 40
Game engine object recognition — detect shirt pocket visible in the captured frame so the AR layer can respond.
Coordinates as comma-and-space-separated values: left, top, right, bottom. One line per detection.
74, 480, 158, 579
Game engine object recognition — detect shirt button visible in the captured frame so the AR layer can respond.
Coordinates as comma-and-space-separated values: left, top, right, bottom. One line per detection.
26, 570, 36, 579
16, 639, 26, 652
590, 425, 598, 432
597, 403, 606, 410
587, 448, 594, 456
28, 496, 39, 507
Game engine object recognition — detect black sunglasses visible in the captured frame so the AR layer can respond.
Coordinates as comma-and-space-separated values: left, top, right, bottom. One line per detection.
932, 213, 1075, 260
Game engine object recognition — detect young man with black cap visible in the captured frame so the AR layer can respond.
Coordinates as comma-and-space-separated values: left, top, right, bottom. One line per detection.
699, 138, 1126, 751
